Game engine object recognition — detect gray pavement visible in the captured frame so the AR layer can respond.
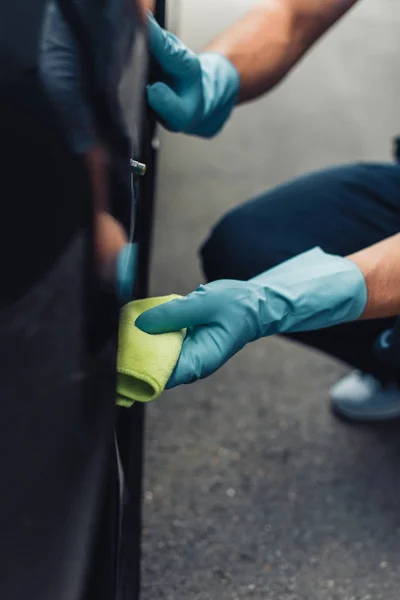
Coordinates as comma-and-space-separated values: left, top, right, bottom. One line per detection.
142, 1, 400, 598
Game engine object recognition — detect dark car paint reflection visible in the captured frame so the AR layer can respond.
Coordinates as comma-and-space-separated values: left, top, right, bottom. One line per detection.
39, 0, 147, 291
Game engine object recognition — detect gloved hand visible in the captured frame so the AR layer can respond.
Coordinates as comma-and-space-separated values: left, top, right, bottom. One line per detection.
147, 14, 240, 137
136, 248, 367, 387
116, 243, 138, 305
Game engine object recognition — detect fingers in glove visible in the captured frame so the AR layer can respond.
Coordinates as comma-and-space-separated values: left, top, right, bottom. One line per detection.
136, 286, 218, 334
147, 13, 198, 79
147, 82, 189, 131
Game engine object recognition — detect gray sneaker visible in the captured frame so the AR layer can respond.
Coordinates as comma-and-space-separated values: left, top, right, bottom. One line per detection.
330, 370, 400, 422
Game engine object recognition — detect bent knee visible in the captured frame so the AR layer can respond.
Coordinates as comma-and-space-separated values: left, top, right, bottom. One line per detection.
200, 205, 279, 282
201, 211, 244, 282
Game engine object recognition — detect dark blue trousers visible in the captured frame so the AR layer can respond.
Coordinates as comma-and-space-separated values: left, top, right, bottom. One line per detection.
201, 163, 400, 380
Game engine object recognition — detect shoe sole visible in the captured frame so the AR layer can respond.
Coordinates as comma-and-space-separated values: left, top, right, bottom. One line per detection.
330, 401, 400, 425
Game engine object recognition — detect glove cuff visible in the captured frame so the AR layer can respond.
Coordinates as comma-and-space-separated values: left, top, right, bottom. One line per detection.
197, 52, 240, 137
250, 247, 368, 336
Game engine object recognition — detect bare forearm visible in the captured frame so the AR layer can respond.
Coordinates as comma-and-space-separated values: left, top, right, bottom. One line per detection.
206, 0, 359, 102
348, 234, 400, 320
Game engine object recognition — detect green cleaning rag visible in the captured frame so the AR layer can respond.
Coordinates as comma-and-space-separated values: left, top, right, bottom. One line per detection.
117, 295, 185, 408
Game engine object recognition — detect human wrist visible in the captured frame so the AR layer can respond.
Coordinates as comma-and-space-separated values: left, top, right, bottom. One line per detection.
340, 256, 368, 318
199, 52, 240, 100
197, 52, 240, 135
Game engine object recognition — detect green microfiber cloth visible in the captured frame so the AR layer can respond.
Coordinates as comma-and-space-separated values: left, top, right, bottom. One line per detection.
117, 295, 185, 408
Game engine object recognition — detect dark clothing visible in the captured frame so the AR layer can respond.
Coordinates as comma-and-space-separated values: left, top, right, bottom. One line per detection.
201, 163, 400, 380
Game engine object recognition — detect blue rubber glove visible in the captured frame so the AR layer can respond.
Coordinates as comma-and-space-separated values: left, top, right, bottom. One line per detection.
147, 14, 240, 137
136, 248, 367, 387
116, 243, 138, 305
